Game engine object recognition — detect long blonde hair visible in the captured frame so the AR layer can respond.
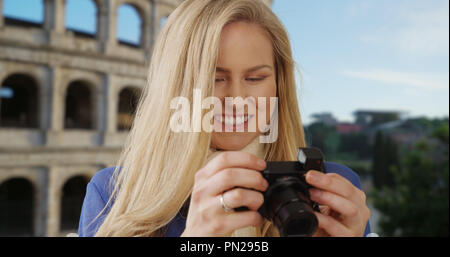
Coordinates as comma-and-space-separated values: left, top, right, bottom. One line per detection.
95, 0, 306, 237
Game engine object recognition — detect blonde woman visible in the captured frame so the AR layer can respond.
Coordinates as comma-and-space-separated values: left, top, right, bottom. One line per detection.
78, 0, 371, 237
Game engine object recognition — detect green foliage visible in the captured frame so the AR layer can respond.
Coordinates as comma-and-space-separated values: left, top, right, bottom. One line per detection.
433, 121, 449, 143
371, 131, 398, 189
371, 122, 449, 236
407, 117, 450, 136
306, 122, 336, 150
306, 122, 370, 161
307, 117, 449, 236
324, 131, 340, 159
305, 122, 340, 159
338, 133, 372, 159
407, 117, 434, 131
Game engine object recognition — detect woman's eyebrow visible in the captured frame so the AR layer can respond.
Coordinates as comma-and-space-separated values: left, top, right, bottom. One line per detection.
216, 65, 273, 73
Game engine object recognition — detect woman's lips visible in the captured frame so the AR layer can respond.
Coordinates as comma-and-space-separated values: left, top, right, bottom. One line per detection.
213, 114, 255, 131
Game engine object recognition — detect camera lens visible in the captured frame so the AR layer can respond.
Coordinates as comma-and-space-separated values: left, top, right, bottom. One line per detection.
260, 177, 319, 237
275, 201, 318, 237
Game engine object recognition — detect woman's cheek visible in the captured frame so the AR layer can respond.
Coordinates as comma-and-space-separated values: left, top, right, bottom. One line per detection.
258, 81, 277, 131
255, 97, 276, 133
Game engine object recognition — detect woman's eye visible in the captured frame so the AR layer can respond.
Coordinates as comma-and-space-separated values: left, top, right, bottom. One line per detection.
246, 77, 265, 82
215, 78, 225, 83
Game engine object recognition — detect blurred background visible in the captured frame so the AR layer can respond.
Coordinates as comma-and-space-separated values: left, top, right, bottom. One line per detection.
0, 0, 448, 237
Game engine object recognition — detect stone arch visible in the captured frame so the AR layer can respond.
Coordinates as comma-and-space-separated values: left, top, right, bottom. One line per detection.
115, 0, 150, 48
117, 86, 141, 131
59, 70, 102, 100
116, 3, 143, 47
0, 177, 35, 236
60, 175, 89, 233
115, 0, 149, 21
0, 73, 40, 129
65, 0, 98, 37
63, 79, 97, 130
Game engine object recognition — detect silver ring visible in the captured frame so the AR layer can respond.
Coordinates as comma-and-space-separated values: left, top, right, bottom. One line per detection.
219, 193, 234, 213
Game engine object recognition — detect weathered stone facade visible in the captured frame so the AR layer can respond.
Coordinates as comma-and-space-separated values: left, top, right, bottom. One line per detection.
0, 0, 272, 237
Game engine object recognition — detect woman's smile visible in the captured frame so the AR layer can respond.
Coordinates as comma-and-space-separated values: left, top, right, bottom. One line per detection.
213, 113, 255, 132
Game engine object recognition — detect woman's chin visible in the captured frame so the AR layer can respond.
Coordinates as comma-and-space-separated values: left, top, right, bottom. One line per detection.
211, 133, 258, 151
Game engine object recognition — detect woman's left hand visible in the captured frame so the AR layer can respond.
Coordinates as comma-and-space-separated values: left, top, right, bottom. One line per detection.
305, 170, 371, 237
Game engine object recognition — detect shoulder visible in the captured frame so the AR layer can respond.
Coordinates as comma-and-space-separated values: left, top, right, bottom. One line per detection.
78, 166, 119, 236
90, 167, 116, 186
88, 166, 120, 199
323, 161, 362, 189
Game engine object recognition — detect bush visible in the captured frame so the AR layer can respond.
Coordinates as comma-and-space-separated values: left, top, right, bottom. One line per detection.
371, 123, 449, 236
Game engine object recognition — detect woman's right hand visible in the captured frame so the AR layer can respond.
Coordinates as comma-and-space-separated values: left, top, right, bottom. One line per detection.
181, 151, 269, 237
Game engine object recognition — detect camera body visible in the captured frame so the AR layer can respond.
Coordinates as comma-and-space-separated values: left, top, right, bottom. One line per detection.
258, 147, 325, 237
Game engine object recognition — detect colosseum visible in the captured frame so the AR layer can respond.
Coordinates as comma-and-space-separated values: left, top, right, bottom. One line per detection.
0, 0, 273, 237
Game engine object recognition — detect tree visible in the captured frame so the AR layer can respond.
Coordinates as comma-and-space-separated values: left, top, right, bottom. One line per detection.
305, 122, 340, 159
371, 122, 449, 236
338, 132, 372, 160
371, 131, 397, 189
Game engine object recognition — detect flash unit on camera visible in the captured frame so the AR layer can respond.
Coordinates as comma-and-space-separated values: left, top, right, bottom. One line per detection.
297, 148, 325, 172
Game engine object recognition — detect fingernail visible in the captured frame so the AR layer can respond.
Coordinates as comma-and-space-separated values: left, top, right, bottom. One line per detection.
262, 179, 269, 188
258, 159, 266, 169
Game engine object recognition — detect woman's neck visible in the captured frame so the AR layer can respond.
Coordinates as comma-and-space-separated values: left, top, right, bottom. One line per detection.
206, 136, 266, 164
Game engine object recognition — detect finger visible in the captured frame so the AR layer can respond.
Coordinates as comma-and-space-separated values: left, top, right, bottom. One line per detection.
313, 228, 329, 237
314, 211, 354, 237
197, 152, 266, 180
217, 211, 265, 235
306, 170, 362, 204
222, 188, 265, 211
207, 168, 268, 195
309, 188, 359, 219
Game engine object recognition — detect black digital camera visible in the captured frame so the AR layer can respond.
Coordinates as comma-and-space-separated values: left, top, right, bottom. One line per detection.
258, 147, 325, 237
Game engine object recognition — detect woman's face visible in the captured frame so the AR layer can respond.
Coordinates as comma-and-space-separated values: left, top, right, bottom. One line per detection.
211, 22, 277, 151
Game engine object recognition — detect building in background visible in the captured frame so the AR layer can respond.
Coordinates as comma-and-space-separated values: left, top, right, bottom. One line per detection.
0, 0, 272, 237
353, 110, 408, 129
311, 112, 338, 127
336, 123, 362, 134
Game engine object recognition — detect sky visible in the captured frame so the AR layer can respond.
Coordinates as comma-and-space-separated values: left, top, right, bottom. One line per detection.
3, 0, 449, 125
272, 0, 449, 124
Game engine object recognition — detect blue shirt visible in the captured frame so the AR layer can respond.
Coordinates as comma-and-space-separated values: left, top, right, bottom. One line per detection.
78, 162, 371, 237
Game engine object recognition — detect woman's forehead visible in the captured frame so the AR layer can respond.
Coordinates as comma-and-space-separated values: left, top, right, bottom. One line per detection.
217, 22, 274, 72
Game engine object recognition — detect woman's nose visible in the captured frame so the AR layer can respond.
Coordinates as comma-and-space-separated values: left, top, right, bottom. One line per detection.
224, 78, 245, 98
220, 79, 251, 114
